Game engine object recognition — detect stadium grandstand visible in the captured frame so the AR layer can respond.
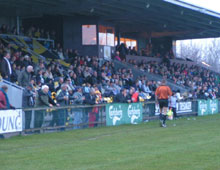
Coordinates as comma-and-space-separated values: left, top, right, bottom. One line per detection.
0, 0, 220, 134
1, 1, 220, 169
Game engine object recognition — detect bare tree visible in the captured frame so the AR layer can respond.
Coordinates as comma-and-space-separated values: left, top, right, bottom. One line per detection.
176, 38, 220, 73
204, 39, 220, 72
177, 40, 202, 62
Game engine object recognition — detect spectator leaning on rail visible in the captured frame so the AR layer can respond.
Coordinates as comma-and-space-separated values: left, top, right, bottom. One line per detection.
0, 85, 15, 109
18, 65, 33, 87
56, 83, 69, 127
71, 86, 85, 129
22, 83, 35, 130
34, 85, 58, 131
84, 88, 99, 127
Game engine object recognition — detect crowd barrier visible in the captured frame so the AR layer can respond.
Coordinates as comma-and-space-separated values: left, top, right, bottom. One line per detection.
0, 99, 219, 136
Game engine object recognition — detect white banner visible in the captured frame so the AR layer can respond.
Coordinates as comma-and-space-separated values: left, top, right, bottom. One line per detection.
176, 102, 192, 113
155, 101, 192, 115
0, 109, 23, 134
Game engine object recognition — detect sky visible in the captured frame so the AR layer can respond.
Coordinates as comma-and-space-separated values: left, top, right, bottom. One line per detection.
180, 0, 220, 13
176, 0, 220, 61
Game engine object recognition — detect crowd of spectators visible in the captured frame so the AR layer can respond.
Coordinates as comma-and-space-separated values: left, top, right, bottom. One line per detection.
0, 43, 159, 130
114, 42, 174, 63
139, 43, 175, 58
0, 25, 79, 63
1, 28, 219, 105
0, 23, 81, 60
0, 24, 18, 35
115, 43, 138, 61
128, 58, 220, 100
0, 41, 157, 109
0, 24, 57, 50
1, 34, 219, 110
0, 24, 56, 40
1, 32, 220, 130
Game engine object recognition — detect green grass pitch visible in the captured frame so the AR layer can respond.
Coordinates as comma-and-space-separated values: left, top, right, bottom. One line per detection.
1, 114, 220, 170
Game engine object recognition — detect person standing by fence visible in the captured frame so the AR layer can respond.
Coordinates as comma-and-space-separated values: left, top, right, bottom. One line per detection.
155, 79, 172, 127
56, 84, 69, 128
34, 85, 58, 131
22, 83, 35, 129
85, 88, 98, 128
169, 91, 177, 119
71, 86, 85, 129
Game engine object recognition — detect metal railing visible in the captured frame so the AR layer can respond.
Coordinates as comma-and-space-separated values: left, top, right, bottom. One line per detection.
22, 104, 106, 133
22, 99, 199, 132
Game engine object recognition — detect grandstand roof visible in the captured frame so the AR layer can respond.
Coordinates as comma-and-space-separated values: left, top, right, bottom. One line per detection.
1, 0, 220, 39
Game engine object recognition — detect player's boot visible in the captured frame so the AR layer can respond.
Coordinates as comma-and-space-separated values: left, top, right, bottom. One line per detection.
161, 123, 167, 128
161, 114, 167, 128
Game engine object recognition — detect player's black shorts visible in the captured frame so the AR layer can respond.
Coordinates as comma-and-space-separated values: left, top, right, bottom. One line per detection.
158, 99, 168, 108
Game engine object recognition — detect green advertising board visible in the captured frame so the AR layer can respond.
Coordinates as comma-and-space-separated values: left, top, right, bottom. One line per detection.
198, 100, 209, 116
198, 99, 219, 116
106, 103, 125, 126
127, 103, 143, 124
208, 99, 218, 114
106, 103, 143, 126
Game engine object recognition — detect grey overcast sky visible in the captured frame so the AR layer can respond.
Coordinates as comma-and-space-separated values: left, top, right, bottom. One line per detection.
180, 0, 220, 13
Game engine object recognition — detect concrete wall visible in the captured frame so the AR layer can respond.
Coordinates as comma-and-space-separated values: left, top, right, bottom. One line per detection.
63, 16, 99, 57
137, 38, 147, 52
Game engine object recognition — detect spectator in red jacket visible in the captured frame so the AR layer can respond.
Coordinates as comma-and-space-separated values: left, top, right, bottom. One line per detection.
129, 87, 139, 103
0, 85, 15, 109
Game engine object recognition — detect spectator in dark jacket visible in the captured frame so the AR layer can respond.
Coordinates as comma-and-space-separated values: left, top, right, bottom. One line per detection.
84, 88, 99, 128
18, 65, 33, 87
55, 77, 64, 92
36, 69, 45, 85
22, 84, 35, 129
34, 85, 57, 130
56, 84, 69, 106
10, 63, 18, 83
118, 43, 127, 61
56, 84, 69, 127
85, 88, 97, 105
114, 88, 130, 103
1, 51, 12, 81
71, 87, 85, 129
23, 55, 32, 68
